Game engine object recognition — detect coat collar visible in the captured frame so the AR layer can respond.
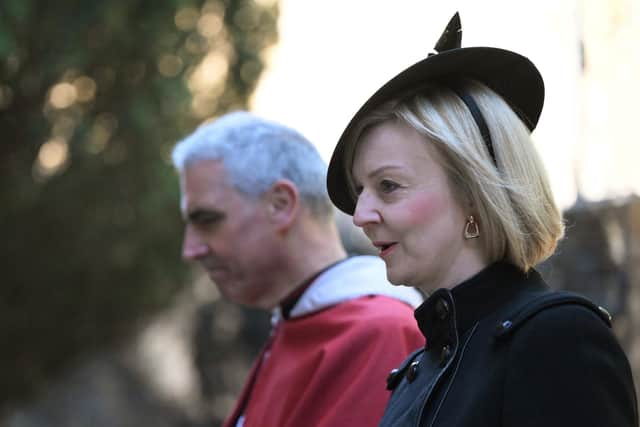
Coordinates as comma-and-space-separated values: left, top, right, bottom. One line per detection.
414, 262, 548, 349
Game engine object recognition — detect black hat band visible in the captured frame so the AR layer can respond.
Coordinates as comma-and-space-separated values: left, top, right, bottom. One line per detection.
448, 86, 496, 166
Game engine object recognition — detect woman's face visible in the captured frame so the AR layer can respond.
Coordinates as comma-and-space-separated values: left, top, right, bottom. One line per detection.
351, 119, 485, 291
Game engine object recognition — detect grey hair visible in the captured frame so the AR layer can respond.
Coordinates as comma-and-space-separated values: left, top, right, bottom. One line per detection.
172, 111, 333, 220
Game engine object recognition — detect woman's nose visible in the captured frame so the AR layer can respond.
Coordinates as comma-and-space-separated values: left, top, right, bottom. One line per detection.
353, 193, 382, 228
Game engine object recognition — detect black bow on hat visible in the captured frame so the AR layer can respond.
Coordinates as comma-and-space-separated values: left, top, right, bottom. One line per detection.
326, 12, 544, 215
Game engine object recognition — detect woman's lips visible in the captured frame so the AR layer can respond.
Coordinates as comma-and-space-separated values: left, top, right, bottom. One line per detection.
373, 242, 398, 258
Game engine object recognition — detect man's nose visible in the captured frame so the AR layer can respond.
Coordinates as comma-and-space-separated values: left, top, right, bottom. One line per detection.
353, 193, 382, 228
182, 228, 209, 261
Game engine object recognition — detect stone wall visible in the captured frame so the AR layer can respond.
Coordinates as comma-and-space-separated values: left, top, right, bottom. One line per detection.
540, 195, 640, 394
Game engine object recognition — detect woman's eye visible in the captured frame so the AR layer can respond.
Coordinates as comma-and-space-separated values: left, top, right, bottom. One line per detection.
380, 179, 400, 193
353, 185, 363, 196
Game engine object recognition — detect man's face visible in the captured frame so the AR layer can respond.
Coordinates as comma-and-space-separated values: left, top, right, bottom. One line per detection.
180, 159, 280, 307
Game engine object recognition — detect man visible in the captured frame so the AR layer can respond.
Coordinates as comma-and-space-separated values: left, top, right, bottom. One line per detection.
172, 111, 424, 427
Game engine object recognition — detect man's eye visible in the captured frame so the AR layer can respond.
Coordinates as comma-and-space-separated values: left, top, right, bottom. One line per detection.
189, 212, 224, 226
196, 216, 219, 225
380, 179, 399, 193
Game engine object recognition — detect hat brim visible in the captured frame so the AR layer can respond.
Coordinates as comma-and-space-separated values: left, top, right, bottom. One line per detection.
327, 46, 544, 215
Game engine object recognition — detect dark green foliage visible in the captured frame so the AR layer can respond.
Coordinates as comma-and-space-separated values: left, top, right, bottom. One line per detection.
0, 0, 278, 410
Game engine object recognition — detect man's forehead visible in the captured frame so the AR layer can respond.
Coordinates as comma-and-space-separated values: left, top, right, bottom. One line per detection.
182, 158, 226, 183
181, 159, 231, 191
179, 160, 261, 220
180, 189, 228, 219
180, 161, 230, 211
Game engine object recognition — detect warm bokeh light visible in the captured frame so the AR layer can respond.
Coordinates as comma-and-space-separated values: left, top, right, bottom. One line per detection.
175, 6, 200, 31
191, 93, 220, 118
197, 12, 223, 38
254, 0, 278, 6
86, 113, 118, 154
36, 137, 69, 176
85, 112, 118, 154
201, 0, 224, 17
158, 54, 184, 78
188, 51, 229, 94
73, 76, 97, 102
49, 82, 77, 109
87, 125, 111, 154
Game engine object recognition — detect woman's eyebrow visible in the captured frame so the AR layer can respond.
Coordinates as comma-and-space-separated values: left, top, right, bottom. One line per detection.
366, 165, 403, 179
352, 164, 403, 185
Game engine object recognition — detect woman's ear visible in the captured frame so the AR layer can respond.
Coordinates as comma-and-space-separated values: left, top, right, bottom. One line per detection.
264, 179, 299, 232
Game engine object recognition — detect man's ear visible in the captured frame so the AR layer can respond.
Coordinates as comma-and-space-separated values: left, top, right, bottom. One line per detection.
264, 179, 299, 232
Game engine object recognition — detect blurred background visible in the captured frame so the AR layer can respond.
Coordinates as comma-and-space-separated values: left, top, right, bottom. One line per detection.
1, 0, 638, 426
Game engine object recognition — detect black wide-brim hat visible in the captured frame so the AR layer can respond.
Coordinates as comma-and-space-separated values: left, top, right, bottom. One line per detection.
327, 12, 545, 215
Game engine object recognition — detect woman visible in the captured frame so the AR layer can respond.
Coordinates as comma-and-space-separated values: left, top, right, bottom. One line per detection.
326, 13, 637, 427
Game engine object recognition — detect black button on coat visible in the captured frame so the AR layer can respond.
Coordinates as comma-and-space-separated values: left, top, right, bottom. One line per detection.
380, 262, 638, 427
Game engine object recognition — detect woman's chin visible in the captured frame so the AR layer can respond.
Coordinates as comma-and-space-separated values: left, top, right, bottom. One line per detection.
386, 269, 409, 287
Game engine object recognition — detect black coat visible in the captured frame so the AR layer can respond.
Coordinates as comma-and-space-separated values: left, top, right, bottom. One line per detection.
380, 262, 638, 427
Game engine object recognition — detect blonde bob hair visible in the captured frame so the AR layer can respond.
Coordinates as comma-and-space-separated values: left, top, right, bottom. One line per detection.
343, 80, 564, 272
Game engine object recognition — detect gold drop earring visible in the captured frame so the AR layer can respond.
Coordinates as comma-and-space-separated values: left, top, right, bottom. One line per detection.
464, 215, 480, 239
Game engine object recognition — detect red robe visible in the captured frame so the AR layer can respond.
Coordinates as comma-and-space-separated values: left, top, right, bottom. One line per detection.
224, 294, 424, 427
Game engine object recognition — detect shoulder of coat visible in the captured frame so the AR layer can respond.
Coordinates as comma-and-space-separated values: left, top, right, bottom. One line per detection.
493, 290, 612, 340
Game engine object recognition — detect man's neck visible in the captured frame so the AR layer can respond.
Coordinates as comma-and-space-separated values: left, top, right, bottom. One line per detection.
265, 220, 347, 311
